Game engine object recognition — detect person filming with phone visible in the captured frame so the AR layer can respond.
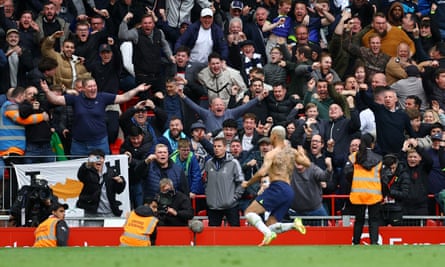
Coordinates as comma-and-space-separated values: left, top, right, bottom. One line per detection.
76, 149, 126, 226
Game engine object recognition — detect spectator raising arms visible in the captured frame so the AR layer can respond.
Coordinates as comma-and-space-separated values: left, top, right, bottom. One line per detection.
41, 78, 150, 155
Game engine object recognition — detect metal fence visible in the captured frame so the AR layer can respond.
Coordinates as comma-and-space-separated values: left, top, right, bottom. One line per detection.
0, 165, 15, 213
1, 163, 444, 228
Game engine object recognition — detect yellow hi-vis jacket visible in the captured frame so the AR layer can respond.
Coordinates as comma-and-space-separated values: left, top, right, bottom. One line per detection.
33, 217, 59, 247
120, 211, 158, 246
349, 155, 383, 205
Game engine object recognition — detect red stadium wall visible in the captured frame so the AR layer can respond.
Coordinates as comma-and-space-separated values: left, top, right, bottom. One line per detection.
1, 226, 445, 247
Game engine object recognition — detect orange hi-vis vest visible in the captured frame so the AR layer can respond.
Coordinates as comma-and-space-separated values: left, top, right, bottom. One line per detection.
349, 155, 383, 205
33, 217, 59, 247
120, 211, 158, 246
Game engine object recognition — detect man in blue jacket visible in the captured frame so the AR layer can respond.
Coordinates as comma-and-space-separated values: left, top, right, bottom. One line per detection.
135, 144, 189, 199
174, 8, 228, 81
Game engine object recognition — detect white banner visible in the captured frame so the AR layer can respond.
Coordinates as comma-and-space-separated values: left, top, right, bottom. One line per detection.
13, 155, 130, 218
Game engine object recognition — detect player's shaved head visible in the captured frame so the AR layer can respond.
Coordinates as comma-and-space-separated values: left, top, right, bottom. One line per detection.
271, 126, 286, 140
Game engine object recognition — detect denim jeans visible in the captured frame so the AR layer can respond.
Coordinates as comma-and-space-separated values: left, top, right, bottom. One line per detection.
71, 136, 110, 156
24, 142, 55, 164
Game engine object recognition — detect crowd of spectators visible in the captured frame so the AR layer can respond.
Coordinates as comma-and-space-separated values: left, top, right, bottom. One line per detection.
2, 0, 445, 227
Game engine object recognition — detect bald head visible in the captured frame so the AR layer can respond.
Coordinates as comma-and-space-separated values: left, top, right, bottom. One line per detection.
371, 73, 387, 89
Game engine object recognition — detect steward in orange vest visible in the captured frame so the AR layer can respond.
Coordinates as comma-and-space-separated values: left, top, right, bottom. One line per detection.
344, 133, 383, 245
349, 151, 383, 205
120, 205, 158, 246
34, 203, 69, 247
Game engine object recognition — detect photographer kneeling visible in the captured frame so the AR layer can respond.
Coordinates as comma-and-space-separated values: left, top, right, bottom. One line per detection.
156, 178, 194, 226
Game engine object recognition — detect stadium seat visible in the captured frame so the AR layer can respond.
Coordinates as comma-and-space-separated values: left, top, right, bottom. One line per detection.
110, 138, 124, 155
119, 91, 139, 113
197, 210, 207, 216
426, 219, 438, 226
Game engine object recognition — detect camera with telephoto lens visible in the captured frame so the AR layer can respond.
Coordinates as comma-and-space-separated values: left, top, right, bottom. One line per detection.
29, 179, 51, 201
157, 190, 174, 216
28, 172, 52, 202
10, 172, 54, 226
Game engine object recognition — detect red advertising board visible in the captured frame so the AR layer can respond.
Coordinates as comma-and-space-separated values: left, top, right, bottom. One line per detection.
1, 226, 445, 247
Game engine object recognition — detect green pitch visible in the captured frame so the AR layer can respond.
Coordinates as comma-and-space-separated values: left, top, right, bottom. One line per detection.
1, 246, 443, 267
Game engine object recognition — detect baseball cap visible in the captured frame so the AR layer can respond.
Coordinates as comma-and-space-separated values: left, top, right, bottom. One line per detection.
200, 8, 213, 17
230, 1, 244, 10
239, 39, 255, 48
405, 65, 420, 77
431, 133, 443, 141
6, 28, 19, 36
258, 137, 271, 145
180, 20, 191, 27
190, 120, 206, 131
99, 43, 112, 53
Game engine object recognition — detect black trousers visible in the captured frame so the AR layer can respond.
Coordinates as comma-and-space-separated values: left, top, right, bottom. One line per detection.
352, 203, 381, 245
207, 206, 240, 226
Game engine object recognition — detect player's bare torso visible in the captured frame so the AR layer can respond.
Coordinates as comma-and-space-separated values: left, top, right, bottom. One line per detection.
267, 146, 296, 184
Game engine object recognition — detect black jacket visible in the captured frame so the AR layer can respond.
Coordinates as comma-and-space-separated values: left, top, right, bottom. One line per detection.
0, 45, 34, 94
381, 163, 410, 202
119, 135, 154, 186
400, 150, 432, 209
322, 109, 361, 166
89, 44, 122, 94
265, 94, 299, 126
156, 190, 194, 226
76, 163, 126, 216
119, 105, 167, 139
19, 100, 52, 143
74, 29, 109, 70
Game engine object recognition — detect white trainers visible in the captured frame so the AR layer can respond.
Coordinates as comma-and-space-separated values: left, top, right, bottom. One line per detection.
294, 217, 306, 235
258, 232, 277, 246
